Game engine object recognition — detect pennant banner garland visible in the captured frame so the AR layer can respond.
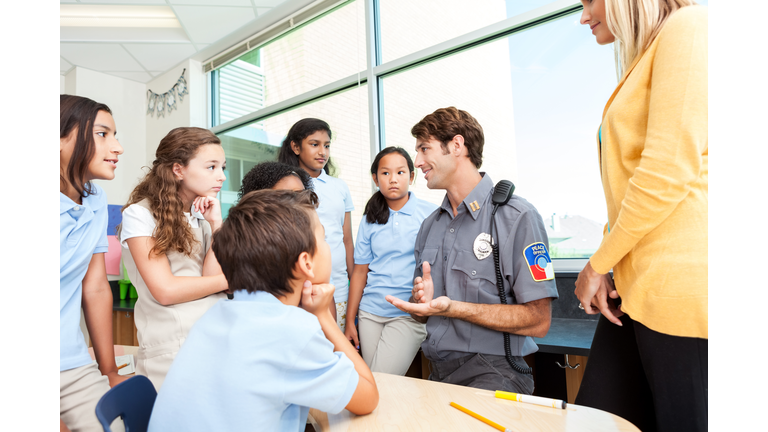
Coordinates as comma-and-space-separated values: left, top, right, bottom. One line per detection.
147, 68, 189, 118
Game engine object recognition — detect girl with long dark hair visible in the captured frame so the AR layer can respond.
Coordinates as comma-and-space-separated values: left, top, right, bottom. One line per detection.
60, 95, 126, 431
344, 147, 436, 375
278, 118, 354, 331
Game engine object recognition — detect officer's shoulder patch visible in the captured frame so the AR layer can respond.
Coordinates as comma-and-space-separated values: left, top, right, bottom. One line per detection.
522, 242, 555, 282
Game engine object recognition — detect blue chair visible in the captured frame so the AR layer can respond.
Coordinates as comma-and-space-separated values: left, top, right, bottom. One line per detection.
95, 375, 157, 432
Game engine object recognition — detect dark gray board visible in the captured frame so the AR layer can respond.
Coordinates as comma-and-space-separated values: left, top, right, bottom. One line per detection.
534, 318, 597, 356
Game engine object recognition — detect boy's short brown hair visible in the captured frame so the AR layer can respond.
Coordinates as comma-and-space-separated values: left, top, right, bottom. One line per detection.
410, 107, 485, 168
212, 189, 319, 296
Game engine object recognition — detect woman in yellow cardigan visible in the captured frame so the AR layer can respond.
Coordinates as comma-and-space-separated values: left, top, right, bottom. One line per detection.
573, 1, 707, 431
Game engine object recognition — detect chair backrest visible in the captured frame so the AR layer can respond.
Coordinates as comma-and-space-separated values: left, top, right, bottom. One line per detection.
95, 375, 157, 432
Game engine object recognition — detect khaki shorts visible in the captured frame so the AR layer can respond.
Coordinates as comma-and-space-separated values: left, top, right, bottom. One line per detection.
60, 362, 124, 432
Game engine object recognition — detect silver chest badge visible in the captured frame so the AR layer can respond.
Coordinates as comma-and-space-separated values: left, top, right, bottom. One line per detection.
473, 233, 492, 260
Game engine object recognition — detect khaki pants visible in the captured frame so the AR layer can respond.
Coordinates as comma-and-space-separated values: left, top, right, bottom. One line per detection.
358, 310, 427, 375
60, 362, 124, 432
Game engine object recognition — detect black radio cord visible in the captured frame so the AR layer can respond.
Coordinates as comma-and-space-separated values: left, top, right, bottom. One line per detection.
491, 206, 533, 376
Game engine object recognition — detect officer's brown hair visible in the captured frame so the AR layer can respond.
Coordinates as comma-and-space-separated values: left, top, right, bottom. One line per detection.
410, 107, 484, 168
212, 189, 319, 296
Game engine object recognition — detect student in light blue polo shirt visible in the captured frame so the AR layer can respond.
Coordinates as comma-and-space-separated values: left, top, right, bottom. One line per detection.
345, 147, 437, 375
278, 118, 355, 333
148, 190, 378, 432
60, 95, 126, 432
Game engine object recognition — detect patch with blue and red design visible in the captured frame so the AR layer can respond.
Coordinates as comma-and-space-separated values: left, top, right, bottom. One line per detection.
523, 242, 555, 282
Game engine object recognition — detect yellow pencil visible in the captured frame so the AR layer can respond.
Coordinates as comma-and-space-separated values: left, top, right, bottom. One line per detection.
450, 402, 512, 432
117, 363, 129, 370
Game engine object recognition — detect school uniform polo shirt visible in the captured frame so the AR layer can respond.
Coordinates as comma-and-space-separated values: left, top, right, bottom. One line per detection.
414, 174, 559, 361
148, 290, 359, 432
354, 192, 437, 317
312, 171, 354, 301
60, 184, 109, 371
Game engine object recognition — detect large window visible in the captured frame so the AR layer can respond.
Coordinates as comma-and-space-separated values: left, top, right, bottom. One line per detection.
379, 0, 559, 63
208, 0, 707, 266
381, 38, 519, 208
213, 0, 366, 126
218, 85, 370, 229
381, 12, 615, 259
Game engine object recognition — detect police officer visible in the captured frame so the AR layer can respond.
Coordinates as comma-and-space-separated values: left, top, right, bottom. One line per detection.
386, 107, 558, 393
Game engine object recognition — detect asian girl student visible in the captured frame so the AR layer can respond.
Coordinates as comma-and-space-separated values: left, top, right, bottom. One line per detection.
60, 95, 126, 432
345, 147, 437, 375
119, 127, 229, 390
278, 118, 354, 332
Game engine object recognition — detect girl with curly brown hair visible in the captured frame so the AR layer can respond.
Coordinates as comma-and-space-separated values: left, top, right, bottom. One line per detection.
119, 127, 229, 390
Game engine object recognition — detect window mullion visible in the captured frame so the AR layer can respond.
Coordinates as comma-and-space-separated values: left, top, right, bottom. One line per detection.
364, 0, 383, 192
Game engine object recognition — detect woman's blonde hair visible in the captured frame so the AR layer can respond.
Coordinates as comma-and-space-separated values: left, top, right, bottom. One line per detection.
605, 0, 697, 79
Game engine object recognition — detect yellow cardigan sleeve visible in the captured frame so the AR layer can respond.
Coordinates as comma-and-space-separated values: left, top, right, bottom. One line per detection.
590, 8, 708, 274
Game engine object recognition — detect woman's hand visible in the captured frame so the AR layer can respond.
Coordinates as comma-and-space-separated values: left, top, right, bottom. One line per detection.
575, 261, 624, 326
193, 196, 223, 231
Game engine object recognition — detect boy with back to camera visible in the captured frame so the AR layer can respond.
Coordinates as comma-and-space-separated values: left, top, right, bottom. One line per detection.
148, 189, 378, 431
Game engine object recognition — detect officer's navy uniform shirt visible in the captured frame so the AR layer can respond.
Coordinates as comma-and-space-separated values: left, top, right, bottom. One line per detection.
415, 174, 559, 361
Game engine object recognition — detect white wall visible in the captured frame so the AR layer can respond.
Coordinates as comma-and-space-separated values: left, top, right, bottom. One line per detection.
62, 67, 148, 206
145, 59, 206, 162
188, 60, 207, 129
61, 61, 207, 204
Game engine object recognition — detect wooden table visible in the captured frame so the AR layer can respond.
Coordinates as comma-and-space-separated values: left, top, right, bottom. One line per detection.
309, 372, 639, 432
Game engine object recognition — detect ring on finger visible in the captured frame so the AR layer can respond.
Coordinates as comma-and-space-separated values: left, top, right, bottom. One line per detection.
578, 303, 584, 310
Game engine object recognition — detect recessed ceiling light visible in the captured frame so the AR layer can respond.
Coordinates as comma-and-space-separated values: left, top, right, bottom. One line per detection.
60, 5, 180, 28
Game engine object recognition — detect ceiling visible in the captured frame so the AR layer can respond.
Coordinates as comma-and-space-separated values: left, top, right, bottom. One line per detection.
60, 0, 291, 83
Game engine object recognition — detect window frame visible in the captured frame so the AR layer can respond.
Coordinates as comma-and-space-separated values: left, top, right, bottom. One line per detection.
207, 0, 591, 271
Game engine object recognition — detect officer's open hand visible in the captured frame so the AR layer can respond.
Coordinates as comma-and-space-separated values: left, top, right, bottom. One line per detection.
386, 294, 451, 317
412, 261, 434, 304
